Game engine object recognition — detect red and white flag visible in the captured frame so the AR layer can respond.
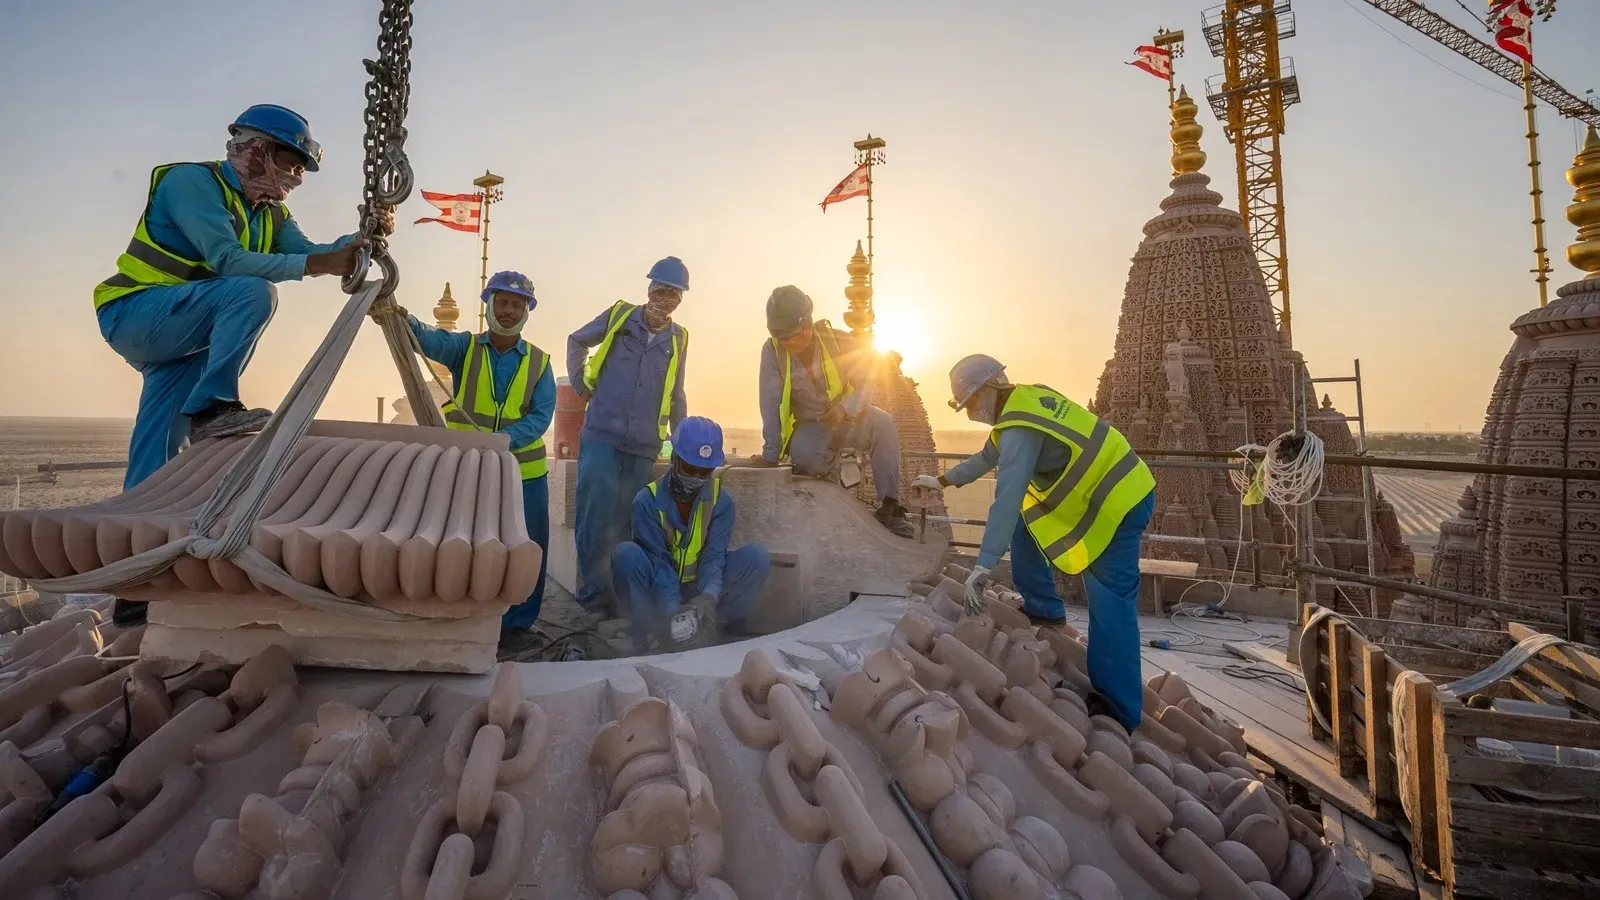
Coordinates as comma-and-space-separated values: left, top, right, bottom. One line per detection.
413, 190, 483, 233
1128, 45, 1173, 81
1490, 0, 1533, 63
820, 163, 870, 213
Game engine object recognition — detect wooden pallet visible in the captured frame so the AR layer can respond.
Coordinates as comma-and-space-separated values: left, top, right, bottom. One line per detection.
1391, 624, 1600, 899
1301, 610, 1515, 824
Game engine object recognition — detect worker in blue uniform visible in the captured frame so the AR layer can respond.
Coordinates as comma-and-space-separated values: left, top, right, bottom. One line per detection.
913, 355, 1157, 729
386, 271, 556, 658
96, 105, 378, 489
612, 417, 770, 652
95, 104, 378, 628
566, 257, 690, 615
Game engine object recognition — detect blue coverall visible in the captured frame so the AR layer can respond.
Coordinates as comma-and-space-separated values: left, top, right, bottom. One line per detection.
757, 335, 901, 503
408, 318, 557, 631
944, 429, 1156, 729
611, 475, 770, 648
566, 305, 688, 610
96, 160, 356, 488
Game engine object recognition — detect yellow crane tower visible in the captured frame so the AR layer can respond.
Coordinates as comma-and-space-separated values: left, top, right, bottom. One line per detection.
1202, 2, 1302, 340
1204, 1, 1600, 328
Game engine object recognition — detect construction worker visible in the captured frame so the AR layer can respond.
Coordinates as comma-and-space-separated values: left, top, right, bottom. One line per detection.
750, 286, 915, 538
913, 355, 1156, 729
95, 104, 377, 628
567, 257, 691, 613
384, 271, 555, 658
97, 105, 377, 489
613, 417, 770, 652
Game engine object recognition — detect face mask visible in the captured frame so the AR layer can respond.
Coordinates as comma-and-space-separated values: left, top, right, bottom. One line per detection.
968, 387, 1001, 426
667, 468, 705, 503
643, 289, 682, 332
487, 305, 527, 337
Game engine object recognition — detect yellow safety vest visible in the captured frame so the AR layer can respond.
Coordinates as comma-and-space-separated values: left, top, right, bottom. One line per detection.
772, 321, 852, 460
989, 384, 1155, 575
441, 339, 552, 480
581, 300, 687, 441
646, 474, 723, 583
95, 161, 288, 309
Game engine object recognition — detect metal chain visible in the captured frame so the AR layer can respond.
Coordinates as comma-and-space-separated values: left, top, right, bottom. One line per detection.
345, 0, 417, 299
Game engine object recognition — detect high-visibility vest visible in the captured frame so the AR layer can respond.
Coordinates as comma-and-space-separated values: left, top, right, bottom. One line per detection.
646, 474, 723, 583
989, 384, 1156, 575
772, 321, 852, 459
581, 300, 687, 441
441, 339, 552, 480
95, 161, 288, 309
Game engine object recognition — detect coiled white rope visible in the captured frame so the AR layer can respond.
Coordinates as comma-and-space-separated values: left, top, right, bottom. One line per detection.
1229, 429, 1326, 509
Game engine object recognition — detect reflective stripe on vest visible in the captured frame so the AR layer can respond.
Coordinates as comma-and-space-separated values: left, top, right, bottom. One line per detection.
440, 338, 552, 480
646, 475, 722, 583
94, 161, 288, 309
773, 322, 852, 460
989, 384, 1155, 575
582, 300, 686, 441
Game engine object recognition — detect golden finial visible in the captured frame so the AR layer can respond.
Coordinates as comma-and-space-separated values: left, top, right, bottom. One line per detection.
434, 282, 460, 331
1567, 125, 1600, 280
1170, 85, 1207, 176
843, 240, 875, 334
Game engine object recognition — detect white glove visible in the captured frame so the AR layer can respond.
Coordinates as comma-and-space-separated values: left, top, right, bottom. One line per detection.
963, 565, 992, 615
912, 474, 944, 492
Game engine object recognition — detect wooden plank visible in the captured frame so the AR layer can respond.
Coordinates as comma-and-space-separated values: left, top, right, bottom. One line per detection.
1385, 645, 1502, 674
1363, 642, 1400, 817
1332, 619, 1361, 778
1449, 755, 1600, 797
1440, 705, 1600, 751
1515, 658, 1600, 714
1449, 865, 1600, 900
1449, 797, 1600, 845
1308, 611, 1328, 740
1430, 691, 1461, 889
1340, 616, 1514, 656
1323, 806, 1418, 900
1393, 671, 1443, 878
1223, 641, 1300, 680
1140, 559, 1199, 577
1452, 829, 1600, 875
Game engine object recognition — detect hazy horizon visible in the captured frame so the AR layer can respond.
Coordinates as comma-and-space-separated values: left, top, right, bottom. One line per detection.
3, 1, 1596, 435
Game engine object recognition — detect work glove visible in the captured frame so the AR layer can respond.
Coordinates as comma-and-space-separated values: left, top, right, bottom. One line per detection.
911, 474, 944, 492
963, 565, 992, 616
368, 302, 407, 324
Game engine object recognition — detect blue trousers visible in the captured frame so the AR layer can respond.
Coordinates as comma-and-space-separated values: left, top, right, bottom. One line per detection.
97, 277, 278, 489
502, 476, 550, 631
611, 542, 770, 647
788, 405, 901, 504
575, 441, 659, 609
1010, 492, 1156, 730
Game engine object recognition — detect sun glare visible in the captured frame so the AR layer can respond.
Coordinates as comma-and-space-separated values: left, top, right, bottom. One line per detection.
870, 305, 935, 374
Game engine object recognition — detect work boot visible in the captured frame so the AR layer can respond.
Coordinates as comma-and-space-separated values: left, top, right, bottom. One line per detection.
875, 498, 916, 539
189, 401, 272, 444
1026, 611, 1068, 630
112, 599, 148, 628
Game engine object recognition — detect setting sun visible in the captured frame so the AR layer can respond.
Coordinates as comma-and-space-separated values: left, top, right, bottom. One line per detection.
868, 293, 937, 376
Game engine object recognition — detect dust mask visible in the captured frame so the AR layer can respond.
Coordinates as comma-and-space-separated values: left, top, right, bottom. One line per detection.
487, 306, 527, 338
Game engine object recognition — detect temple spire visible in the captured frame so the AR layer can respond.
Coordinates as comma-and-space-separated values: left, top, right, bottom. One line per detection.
434, 282, 460, 331
1568, 125, 1600, 281
1170, 85, 1207, 176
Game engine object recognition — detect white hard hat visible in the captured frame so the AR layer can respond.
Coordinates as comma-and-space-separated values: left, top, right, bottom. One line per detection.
949, 354, 1007, 410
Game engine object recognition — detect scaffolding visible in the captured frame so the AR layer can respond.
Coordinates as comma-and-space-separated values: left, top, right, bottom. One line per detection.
1203, 1, 1301, 338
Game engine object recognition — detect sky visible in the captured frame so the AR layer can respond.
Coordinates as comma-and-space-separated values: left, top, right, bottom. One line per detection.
1, 0, 1597, 434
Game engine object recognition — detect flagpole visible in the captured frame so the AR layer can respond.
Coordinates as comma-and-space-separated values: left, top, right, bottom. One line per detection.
852, 136, 887, 321
472, 170, 505, 331
1154, 29, 1186, 160
1521, 55, 1552, 307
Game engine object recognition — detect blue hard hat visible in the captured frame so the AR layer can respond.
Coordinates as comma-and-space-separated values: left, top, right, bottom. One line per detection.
230, 104, 322, 172
646, 256, 690, 292
482, 270, 537, 307
671, 416, 724, 468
